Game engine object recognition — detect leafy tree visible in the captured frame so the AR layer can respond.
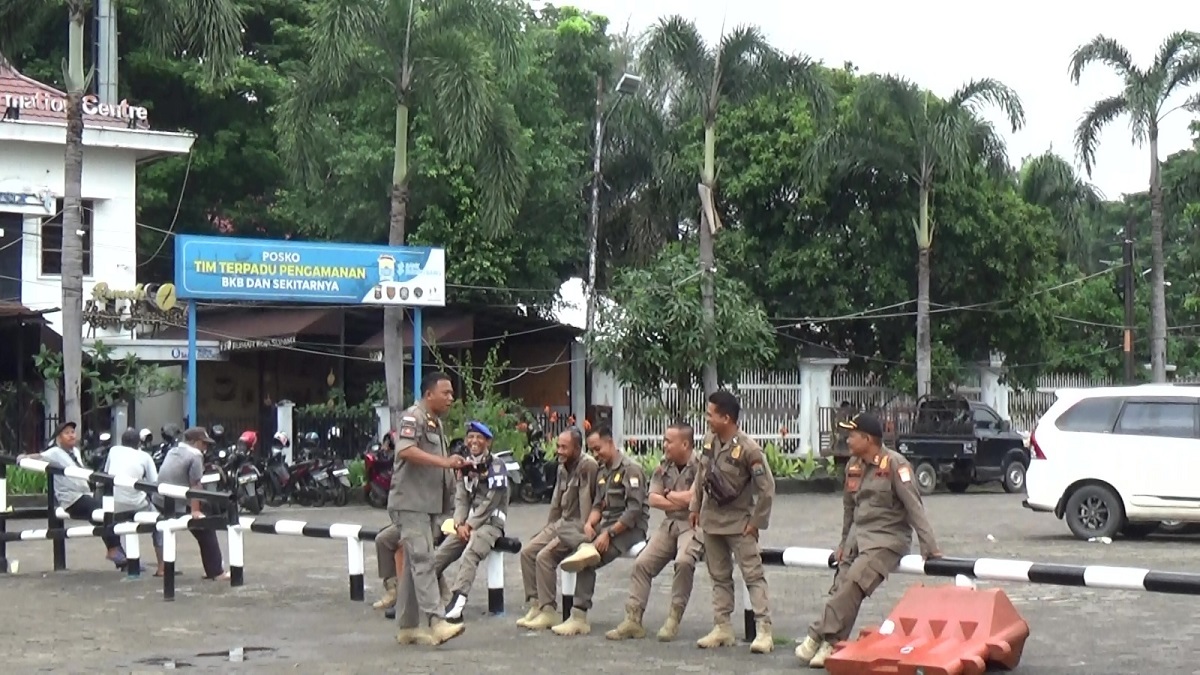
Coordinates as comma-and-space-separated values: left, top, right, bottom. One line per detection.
1019, 150, 1105, 272
1069, 31, 1200, 382
818, 74, 1025, 396
589, 246, 776, 416
278, 0, 529, 424
0, 0, 243, 428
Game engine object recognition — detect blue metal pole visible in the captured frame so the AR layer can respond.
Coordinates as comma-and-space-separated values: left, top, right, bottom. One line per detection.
412, 307, 423, 401
187, 301, 197, 426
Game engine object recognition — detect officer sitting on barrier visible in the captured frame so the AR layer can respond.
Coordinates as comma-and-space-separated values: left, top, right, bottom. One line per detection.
18, 421, 127, 569
796, 412, 942, 669
105, 428, 164, 575
434, 421, 509, 623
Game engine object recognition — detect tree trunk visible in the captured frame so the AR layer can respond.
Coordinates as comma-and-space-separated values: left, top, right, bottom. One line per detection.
915, 185, 932, 398
1148, 133, 1168, 382
384, 102, 411, 429
699, 123, 718, 397
60, 8, 88, 428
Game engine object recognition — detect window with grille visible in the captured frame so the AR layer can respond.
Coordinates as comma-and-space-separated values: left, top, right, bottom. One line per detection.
40, 198, 94, 276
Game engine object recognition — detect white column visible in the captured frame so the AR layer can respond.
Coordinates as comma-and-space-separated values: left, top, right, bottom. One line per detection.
570, 341, 586, 428
798, 358, 846, 456
276, 400, 295, 464
375, 404, 390, 441
110, 401, 129, 436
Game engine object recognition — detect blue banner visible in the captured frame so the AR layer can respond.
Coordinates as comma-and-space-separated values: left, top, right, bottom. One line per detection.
174, 235, 446, 306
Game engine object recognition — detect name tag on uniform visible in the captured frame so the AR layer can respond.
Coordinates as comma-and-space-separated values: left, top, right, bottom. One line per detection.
846, 477, 861, 492
629, 477, 639, 488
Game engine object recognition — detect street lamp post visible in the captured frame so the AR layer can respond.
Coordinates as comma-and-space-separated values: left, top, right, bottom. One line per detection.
584, 72, 641, 342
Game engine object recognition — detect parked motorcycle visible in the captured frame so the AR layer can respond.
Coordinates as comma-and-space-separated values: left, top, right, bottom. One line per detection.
153, 424, 180, 469
362, 438, 392, 509
517, 425, 556, 503
305, 430, 350, 506
83, 431, 113, 472
263, 432, 324, 507
222, 431, 265, 514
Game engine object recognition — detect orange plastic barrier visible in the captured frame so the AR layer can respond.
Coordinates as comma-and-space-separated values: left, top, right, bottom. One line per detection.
823, 584, 1029, 675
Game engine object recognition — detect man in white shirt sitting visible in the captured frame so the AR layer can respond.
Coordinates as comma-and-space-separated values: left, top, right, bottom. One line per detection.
105, 428, 165, 576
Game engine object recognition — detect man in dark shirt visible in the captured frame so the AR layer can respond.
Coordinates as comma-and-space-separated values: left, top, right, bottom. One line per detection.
155, 427, 229, 581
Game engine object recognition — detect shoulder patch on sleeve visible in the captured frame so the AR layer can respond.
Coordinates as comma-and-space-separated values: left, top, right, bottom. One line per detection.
898, 466, 912, 483
398, 414, 419, 439
752, 464, 765, 477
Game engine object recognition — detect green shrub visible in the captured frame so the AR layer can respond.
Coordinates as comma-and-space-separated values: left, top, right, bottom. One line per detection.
347, 458, 365, 488
6, 468, 47, 496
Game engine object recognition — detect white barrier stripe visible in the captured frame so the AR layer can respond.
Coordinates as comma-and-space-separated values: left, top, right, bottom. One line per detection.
18, 458, 50, 473
627, 540, 647, 557
897, 554, 927, 574
782, 546, 837, 568
66, 526, 96, 538
157, 483, 189, 499
133, 511, 161, 524
239, 516, 257, 529
23, 529, 48, 540
346, 538, 365, 575
272, 520, 308, 536
62, 466, 93, 481
101, 497, 115, 513
1083, 565, 1150, 590
972, 558, 1035, 582
112, 475, 137, 488
229, 526, 245, 567
328, 523, 362, 540
487, 551, 504, 587
54, 508, 70, 519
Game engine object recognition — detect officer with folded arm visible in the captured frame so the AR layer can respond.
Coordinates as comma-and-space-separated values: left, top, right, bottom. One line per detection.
796, 412, 942, 668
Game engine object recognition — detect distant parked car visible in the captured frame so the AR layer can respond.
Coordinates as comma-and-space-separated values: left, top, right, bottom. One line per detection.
1023, 384, 1200, 540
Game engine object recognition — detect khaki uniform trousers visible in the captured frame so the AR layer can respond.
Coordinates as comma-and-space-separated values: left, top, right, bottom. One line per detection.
519, 523, 567, 608
375, 523, 403, 579
808, 547, 902, 642
554, 524, 644, 612
626, 520, 702, 614
433, 524, 502, 595
389, 510, 442, 629
704, 531, 771, 623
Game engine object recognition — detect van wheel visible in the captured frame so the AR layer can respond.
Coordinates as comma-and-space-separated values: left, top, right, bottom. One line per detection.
1120, 522, 1159, 539
1002, 460, 1026, 493
1064, 484, 1124, 540
914, 462, 937, 496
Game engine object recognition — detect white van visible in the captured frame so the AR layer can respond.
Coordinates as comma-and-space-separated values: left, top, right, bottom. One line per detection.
1023, 384, 1200, 540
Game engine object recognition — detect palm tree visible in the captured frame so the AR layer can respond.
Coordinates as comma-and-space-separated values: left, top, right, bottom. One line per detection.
1069, 32, 1200, 382
0, 0, 242, 427
641, 16, 827, 396
838, 75, 1025, 396
277, 0, 528, 424
1019, 150, 1105, 272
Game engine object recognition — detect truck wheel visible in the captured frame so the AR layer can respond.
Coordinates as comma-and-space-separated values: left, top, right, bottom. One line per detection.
914, 462, 937, 496
1064, 484, 1124, 541
1002, 460, 1026, 493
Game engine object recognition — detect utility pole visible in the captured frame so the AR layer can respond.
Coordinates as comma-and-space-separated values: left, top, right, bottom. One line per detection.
1123, 220, 1136, 384
94, 0, 118, 104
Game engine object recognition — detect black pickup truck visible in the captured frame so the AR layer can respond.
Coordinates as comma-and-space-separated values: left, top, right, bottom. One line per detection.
894, 396, 1029, 496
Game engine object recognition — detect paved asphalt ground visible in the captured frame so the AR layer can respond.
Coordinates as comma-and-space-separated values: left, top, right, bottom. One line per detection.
2, 490, 1198, 674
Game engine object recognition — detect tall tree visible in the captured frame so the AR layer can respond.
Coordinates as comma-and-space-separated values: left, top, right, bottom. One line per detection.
642, 16, 825, 396
0, 0, 242, 427
277, 0, 528, 425
1019, 150, 1105, 272
1069, 32, 1200, 382
827, 75, 1024, 396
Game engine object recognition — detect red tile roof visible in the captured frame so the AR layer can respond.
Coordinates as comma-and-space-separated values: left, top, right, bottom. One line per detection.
0, 62, 149, 129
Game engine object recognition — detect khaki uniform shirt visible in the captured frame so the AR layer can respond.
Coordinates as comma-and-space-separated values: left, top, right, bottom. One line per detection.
689, 430, 776, 535
592, 453, 649, 534
452, 453, 510, 531
650, 453, 700, 529
548, 453, 599, 526
839, 448, 940, 557
387, 403, 452, 514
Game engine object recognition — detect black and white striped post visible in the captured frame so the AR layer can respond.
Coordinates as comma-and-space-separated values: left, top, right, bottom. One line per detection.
760, 546, 1200, 596
0, 460, 7, 573
239, 517, 371, 601
557, 541, 755, 638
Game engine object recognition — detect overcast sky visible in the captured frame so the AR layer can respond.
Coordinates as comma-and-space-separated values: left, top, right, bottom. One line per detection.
552, 0, 1200, 201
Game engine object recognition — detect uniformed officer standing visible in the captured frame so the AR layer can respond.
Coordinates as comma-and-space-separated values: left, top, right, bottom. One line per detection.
387, 372, 469, 647
434, 421, 509, 622
516, 428, 599, 630
689, 390, 776, 653
550, 426, 649, 636
796, 412, 942, 668
607, 422, 702, 642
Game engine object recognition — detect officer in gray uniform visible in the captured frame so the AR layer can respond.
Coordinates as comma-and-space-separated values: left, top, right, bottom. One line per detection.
435, 420, 509, 622
388, 372, 468, 647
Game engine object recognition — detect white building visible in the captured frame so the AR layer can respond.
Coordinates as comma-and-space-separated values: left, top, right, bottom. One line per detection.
1, 62, 195, 438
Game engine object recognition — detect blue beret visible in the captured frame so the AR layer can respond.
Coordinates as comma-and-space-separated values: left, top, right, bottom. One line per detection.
467, 421, 493, 439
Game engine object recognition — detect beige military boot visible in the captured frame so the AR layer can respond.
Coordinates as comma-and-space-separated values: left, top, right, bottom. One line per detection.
656, 606, 684, 642
749, 620, 774, 653
559, 543, 601, 573
394, 627, 419, 645
515, 601, 541, 628
551, 608, 591, 636
373, 577, 397, 610
523, 606, 559, 630
605, 607, 646, 640
809, 641, 835, 668
696, 622, 736, 649
795, 635, 821, 664
422, 617, 466, 646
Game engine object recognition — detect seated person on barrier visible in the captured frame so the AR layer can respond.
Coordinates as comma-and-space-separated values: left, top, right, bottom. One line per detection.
153, 427, 231, 581
689, 390, 776, 654
548, 426, 649, 637
18, 421, 127, 569
372, 432, 404, 613
434, 421, 509, 622
105, 427, 165, 576
607, 422, 702, 642
796, 412, 942, 669
516, 428, 597, 630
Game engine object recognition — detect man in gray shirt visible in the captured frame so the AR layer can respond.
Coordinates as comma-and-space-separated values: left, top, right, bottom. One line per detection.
105, 427, 163, 575
155, 427, 229, 581
19, 421, 126, 568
